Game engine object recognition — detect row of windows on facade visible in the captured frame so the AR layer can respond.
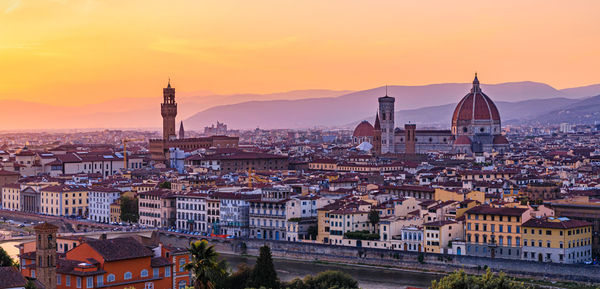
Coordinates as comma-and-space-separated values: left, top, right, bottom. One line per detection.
467, 223, 520, 233
523, 227, 590, 235
523, 238, 591, 248
251, 219, 286, 228
467, 214, 521, 222
55, 267, 170, 288
178, 203, 206, 210
467, 234, 521, 246
522, 250, 591, 261
41, 198, 84, 205
250, 208, 285, 215
178, 212, 205, 221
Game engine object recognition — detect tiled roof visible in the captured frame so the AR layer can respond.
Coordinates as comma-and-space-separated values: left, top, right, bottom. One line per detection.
522, 217, 591, 229
0, 266, 27, 289
84, 237, 153, 262
465, 205, 528, 216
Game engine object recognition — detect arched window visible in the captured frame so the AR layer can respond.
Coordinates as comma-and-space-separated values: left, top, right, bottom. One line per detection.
140, 269, 148, 277
107, 274, 115, 282
124, 272, 132, 280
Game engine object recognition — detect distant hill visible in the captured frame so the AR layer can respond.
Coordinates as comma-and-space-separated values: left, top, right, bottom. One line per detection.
0, 89, 351, 130
185, 81, 594, 129
528, 95, 600, 125
2, 81, 600, 131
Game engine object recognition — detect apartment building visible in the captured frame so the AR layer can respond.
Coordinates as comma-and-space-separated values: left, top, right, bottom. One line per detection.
465, 205, 530, 259
522, 217, 592, 263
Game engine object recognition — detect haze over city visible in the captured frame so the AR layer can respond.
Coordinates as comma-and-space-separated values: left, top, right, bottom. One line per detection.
1, 2, 600, 289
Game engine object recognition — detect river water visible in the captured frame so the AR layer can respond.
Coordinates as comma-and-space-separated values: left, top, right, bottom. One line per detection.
222, 254, 441, 289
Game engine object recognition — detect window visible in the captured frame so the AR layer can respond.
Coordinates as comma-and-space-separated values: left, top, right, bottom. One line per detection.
153, 268, 159, 278
66, 275, 71, 286
97, 275, 103, 286
179, 259, 186, 272
124, 272, 132, 280
86, 277, 93, 288
57, 274, 62, 285
165, 267, 171, 277
76, 277, 82, 288
178, 281, 187, 289
141, 269, 148, 278
106, 274, 115, 282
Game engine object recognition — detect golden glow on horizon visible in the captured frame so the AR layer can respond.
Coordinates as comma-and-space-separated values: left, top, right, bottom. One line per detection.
1, 0, 599, 105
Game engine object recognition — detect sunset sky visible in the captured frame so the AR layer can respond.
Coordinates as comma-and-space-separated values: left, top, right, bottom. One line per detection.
1, 0, 599, 106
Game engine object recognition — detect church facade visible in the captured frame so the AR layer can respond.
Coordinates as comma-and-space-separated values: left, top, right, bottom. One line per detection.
149, 81, 239, 164
352, 74, 508, 155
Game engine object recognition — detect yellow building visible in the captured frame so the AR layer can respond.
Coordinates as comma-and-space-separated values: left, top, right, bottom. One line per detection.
110, 198, 122, 223
434, 188, 485, 203
316, 208, 331, 244
423, 220, 463, 254
308, 159, 338, 171
1, 183, 21, 211
40, 185, 89, 217
522, 217, 592, 263
465, 205, 530, 259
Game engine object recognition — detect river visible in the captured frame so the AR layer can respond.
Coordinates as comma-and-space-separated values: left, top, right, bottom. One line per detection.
222, 253, 441, 289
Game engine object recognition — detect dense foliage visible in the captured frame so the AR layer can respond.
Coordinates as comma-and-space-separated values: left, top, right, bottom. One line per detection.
0, 246, 15, 267
159, 181, 172, 189
119, 196, 139, 223
430, 269, 532, 289
283, 270, 359, 289
343, 230, 380, 240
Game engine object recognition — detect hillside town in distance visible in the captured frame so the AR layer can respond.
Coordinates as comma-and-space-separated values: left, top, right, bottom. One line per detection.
1, 76, 600, 289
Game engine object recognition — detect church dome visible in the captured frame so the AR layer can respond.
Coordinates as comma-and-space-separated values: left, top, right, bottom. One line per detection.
452, 74, 500, 127
353, 121, 374, 137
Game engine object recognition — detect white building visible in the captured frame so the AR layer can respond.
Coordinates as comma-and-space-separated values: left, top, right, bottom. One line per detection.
176, 192, 207, 233
88, 187, 121, 223
219, 192, 259, 237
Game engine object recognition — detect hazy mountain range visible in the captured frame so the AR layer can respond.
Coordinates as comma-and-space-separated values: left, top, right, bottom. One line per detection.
2, 82, 600, 131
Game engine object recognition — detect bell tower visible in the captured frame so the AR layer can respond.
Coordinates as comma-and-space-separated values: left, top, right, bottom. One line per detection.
34, 222, 58, 289
378, 87, 395, 154
161, 80, 177, 140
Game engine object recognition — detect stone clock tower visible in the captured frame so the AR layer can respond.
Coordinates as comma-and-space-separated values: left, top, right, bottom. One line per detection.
161, 80, 177, 140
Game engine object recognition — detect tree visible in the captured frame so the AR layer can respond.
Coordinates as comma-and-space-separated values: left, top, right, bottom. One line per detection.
0, 246, 15, 267
248, 245, 279, 289
184, 240, 228, 289
120, 196, 139, 223
220, 263, 252, 289
159, 181, 171, 189
430, 269, 532, 289
290, 270, 359, 289
368, 209, 380, 233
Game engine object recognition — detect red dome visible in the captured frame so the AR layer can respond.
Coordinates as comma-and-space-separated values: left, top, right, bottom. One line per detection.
493, 135, 509, 145
454, 135, 472, 145
452, 75, 500, 125
353, 121, 374, 137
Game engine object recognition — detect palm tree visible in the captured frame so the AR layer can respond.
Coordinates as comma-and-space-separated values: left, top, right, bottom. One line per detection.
184, 240, 228, 289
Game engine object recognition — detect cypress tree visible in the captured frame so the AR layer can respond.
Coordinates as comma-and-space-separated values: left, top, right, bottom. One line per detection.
248, 245, 279, 289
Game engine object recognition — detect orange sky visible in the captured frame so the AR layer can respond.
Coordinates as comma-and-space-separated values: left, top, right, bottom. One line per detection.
1, 0, 599, 106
